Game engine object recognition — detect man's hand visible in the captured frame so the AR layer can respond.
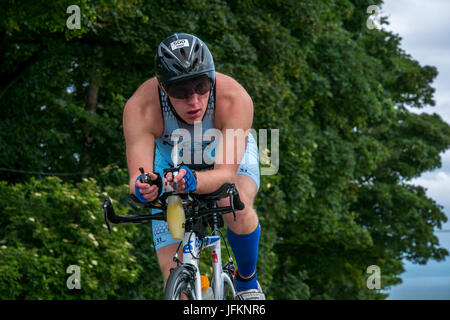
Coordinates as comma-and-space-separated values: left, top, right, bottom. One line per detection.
165, 166, 197, 193
135, 172, 161, 202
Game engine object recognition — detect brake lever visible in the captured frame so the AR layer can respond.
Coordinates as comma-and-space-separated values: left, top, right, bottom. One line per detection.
228, 189, 237, 222
139, 167, 152, 184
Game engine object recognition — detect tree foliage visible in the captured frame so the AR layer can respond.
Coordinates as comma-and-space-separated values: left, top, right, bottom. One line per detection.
1, 0, 449, 299
0, 176, 140, 299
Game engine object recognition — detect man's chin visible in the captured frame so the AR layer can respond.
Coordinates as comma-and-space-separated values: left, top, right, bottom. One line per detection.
184, 113, 203, 124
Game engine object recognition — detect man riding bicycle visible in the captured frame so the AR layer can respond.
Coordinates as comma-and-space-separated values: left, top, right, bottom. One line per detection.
123, 33, 265, 300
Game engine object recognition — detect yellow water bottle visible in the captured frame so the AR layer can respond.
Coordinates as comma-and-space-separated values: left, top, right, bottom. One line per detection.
165, 171, 185, 241
167, 194, 185, 240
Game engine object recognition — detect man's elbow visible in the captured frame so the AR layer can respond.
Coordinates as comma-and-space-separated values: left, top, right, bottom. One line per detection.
220, 166, 238, 185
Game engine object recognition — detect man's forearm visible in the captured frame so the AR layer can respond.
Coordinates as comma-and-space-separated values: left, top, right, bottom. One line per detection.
195, 167, 236, 194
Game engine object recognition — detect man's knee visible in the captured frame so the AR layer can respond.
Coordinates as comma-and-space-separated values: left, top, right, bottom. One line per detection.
221, 177, 259, 234
220, 174, 257, 207
219, 195, 254, 218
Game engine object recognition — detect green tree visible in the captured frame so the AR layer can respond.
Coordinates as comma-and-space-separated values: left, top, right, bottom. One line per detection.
0, 0, 449, 299
0, 176, 140, 299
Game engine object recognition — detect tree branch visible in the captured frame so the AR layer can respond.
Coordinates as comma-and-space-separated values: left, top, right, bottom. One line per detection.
0, 50, 41, 100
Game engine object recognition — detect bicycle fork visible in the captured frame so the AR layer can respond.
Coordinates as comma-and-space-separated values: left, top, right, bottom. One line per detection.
179, 231, 233, 300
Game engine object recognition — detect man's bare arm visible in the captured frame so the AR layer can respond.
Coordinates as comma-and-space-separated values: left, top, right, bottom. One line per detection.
123, 78, 162, 196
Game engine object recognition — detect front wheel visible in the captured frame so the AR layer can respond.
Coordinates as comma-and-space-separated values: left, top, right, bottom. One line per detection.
211, 270, 236, 300
222, 272, 236, 300
163, 266, 197, 300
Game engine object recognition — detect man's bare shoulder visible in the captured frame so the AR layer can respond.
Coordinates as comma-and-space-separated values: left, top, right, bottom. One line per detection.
123, 77, 163, 137
215, 72, 253, 129
215, 72, 249, 95
126, 77, 159, 110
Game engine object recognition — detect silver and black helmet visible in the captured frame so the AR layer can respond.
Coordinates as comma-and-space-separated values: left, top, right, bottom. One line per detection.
155, 33, 215, 92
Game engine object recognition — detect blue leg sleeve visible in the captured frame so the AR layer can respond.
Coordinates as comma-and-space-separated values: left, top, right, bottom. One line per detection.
227, 222, 261, 291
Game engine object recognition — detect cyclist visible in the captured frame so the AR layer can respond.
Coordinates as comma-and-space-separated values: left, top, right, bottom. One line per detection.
123, 33, 265, 300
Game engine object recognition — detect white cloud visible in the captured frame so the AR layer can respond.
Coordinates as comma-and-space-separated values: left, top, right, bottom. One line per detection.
381, 0, 450, 46
407, 100, 450, 125
441, 149, 450, 165
410, 170, 450, 230
411, 171, 450, 206
381, 0, 450, 123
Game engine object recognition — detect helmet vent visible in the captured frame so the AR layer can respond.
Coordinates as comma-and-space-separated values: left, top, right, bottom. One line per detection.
163, 49, 172, 59
194, 43, 200, 52
192, 58, 198, 69
201, 48, 204, 63
173, 64, 183, 73
180, 48, 186, 60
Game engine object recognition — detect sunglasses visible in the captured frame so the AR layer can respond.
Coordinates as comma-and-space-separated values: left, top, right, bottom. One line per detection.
167, 76, 211, 99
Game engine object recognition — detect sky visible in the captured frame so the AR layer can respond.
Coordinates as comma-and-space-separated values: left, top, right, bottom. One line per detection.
379, 0, 450, 299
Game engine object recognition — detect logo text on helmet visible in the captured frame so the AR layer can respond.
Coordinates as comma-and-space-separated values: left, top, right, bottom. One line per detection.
171, 39, 189, 50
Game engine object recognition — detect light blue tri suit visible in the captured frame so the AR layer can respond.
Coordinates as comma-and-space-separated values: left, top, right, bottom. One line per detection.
152, 84, 260, 251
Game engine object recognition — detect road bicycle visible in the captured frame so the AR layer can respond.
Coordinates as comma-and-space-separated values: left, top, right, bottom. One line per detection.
102, 167, 245, 300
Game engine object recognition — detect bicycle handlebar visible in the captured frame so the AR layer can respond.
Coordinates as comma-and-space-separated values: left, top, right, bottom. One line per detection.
103, 183, 245, 233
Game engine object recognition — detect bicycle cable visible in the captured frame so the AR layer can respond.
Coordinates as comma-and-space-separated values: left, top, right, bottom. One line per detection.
173, 240, 183, 266
217, 228, 233, 262
188, 230, 202, 260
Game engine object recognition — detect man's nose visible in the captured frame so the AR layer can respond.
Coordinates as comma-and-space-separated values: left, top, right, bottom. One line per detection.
186, 93, 200, 104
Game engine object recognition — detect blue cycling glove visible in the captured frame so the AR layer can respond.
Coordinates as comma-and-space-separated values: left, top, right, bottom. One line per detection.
135, 176, 148, 203
179, 165, 197, 193
135, 172, 163, 203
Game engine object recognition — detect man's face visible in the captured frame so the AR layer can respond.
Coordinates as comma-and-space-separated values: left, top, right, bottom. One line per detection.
166, 75, 211, 124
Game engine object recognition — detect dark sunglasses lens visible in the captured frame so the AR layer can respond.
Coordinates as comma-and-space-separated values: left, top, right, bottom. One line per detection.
168, 87, 189, 99
195, 79, 211, 95
168, 77, 210, 99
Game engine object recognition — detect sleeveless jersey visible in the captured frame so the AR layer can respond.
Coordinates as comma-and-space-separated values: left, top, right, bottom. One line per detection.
154, 85, 218, 170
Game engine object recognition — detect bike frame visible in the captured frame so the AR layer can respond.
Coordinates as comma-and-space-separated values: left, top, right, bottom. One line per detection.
181, 231, 235, 300
103, 180, 244, 300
